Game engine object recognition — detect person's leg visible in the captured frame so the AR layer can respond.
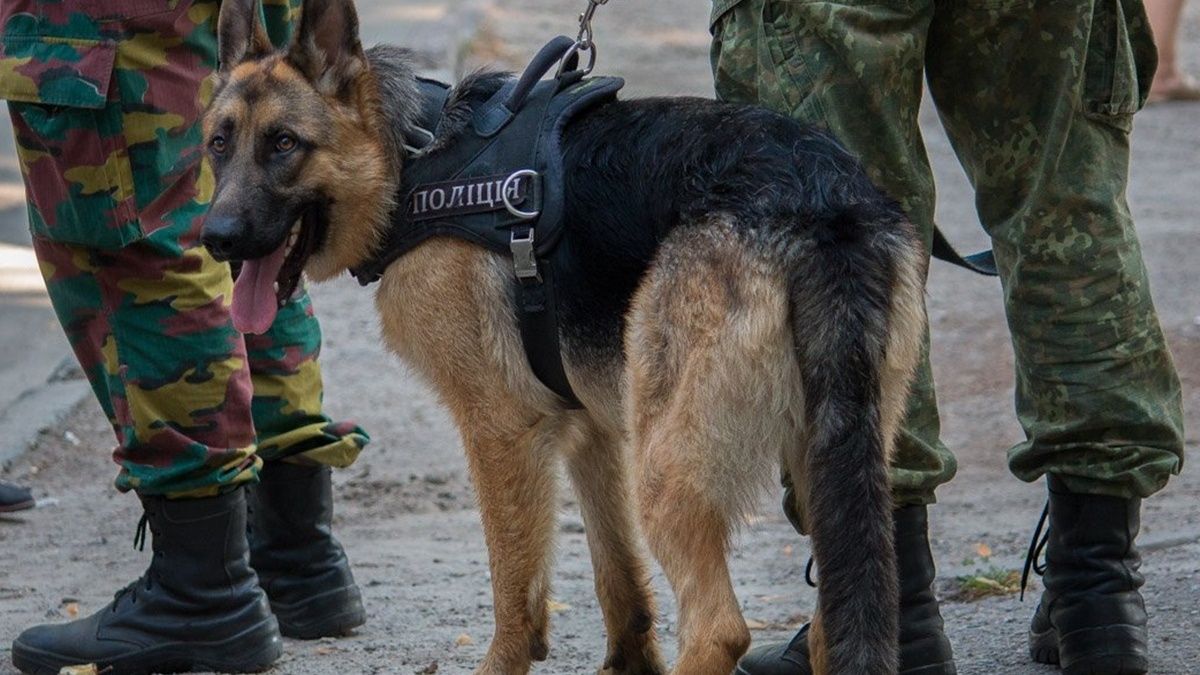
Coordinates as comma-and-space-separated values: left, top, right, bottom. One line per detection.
927, 0, 1180, 508
4, 0, 262, 496
710, 0, 951, 531
926, 1, 1182, 672
2, 2, 285, 672
243, 295, 371, 639
1145, 0, 1198, 99
710, 1, 955, 673
17, 233, 280, 675
30, 230, 262, 497
236, 0, 371, 640
245, 294, 368, 468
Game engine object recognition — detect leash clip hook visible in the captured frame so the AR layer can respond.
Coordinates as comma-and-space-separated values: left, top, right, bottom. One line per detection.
559, 0, 608, 77
575, 0, 608, 49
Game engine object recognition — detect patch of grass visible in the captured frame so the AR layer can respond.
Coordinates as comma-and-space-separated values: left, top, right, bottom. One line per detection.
951, 567, 1022, 602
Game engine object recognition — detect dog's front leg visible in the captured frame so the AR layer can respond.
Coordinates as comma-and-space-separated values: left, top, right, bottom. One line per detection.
464, 422, 559, 675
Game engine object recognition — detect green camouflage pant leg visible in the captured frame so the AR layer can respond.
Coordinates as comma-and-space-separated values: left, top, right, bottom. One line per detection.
261, 0, 303, 47
710, 0, 957, 516
30, 227, 262, 497
924, 0, 1183, 499
252, 0, 369, 468
2, 0, 261, 497
710, 0, 1184, 513
246, 291, 368, 468
0, 0, 366, 495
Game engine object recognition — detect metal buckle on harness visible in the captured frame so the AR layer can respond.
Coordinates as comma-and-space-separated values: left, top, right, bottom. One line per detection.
510, 227, 540, 282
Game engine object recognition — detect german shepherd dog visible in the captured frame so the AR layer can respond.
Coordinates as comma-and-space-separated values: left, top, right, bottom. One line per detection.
202, 0, 926, 672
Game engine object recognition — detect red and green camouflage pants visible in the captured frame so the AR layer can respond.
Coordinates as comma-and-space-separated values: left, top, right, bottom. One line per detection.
0, 0, 366, 497
711, 0, 1185, 516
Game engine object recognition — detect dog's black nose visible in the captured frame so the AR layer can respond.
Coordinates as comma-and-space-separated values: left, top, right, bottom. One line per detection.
202, 215, 241, 261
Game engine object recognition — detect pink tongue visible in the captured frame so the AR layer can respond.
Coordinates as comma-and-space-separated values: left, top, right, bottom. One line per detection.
231, 244, 289, 335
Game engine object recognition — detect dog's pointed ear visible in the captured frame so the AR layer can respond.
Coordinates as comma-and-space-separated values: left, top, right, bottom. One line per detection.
218, 0, 273, 74
286, 0, 367, 97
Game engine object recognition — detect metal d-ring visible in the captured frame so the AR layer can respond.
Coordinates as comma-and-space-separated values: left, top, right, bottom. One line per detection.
556, 40, 598, 78
501, 169, 540, 220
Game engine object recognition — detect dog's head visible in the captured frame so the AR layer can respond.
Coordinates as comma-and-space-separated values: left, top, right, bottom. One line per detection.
203, 0, 395, 333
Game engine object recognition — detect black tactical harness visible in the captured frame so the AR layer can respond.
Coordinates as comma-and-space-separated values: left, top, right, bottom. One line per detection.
350, 35, 998, 408
351, 37, 625, 407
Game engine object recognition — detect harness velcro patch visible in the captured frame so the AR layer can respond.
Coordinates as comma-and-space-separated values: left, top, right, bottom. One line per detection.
410, 172, 536, 221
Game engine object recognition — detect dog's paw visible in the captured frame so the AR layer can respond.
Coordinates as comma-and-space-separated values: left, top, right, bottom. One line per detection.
598, 647, 667, 675
597, 666, 666, 675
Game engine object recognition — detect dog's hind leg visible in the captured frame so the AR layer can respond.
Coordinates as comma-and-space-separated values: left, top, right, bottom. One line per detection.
563, 419, 664, 674
626, 227, 799, 675
634, 442, 747, 675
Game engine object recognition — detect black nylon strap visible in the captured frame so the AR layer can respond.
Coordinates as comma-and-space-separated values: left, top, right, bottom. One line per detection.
931, 226, 998, 276
514, 237, 582, 408
408, 78, 452, 149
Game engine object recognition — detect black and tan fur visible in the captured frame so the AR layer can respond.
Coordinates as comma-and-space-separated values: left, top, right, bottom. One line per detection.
202, 1, 928, 673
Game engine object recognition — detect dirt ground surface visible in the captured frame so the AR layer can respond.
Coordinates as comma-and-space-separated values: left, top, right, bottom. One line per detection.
2, 1, 1199, 674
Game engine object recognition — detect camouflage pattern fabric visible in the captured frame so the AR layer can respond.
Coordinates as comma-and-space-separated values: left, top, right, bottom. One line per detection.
0, 0, 366, 497
710, 0, 1184, 515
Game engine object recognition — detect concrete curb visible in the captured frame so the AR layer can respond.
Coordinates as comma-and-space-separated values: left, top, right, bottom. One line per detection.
0, 375, 90, 469
0, 240, 92, 469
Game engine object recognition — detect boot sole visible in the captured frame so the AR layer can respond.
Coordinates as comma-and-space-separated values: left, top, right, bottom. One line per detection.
729, 658, 955, 672
11, 617, 282, 675
271, 585, 366, 640
901, 665, 957, 675
0, 499, 35, 513
733, 657, 956, 674
1030, 624, 1148, 675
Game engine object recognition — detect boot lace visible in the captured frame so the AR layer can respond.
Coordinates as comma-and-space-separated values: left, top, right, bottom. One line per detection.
132, 511, 149, 552
112, 511, 160, 609
1019, 501, 1050, 601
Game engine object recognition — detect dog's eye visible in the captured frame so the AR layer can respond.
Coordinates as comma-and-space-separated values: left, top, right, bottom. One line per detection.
210, 135, 227, 155
275, 133, 297, 154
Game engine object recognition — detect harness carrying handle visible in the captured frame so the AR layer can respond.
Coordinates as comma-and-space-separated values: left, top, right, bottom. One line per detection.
476, 36, 579, 137
505, 36, 578, 113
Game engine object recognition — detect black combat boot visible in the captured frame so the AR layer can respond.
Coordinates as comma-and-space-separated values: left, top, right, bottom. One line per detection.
735, 505, 956, 675
247, 461, 365, 639
11, 488, 282, 675
1028, 475, 1148, 675
0, 480, 34, 512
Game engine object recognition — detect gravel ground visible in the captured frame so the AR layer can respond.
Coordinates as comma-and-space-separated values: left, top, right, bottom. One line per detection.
1, 1, 1198, 673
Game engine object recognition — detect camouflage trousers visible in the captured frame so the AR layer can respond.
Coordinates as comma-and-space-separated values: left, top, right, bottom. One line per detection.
0, 0, 366, 497
711, 0, 1184, 510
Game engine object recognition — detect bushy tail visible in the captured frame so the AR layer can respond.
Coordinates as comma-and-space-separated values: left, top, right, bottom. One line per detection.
788, 205, 908, 674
